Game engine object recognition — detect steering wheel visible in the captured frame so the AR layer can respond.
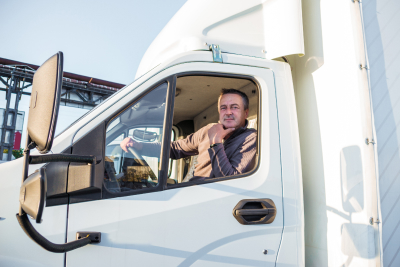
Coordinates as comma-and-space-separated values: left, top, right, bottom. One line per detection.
127, 147, 157, 181
127, 146, 147, 167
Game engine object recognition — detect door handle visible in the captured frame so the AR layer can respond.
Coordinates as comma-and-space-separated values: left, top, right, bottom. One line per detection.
235, 209, 270, 216
232, 199, 277, 225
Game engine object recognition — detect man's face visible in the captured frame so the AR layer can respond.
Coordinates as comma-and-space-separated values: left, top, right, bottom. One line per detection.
218, 93, 249, 130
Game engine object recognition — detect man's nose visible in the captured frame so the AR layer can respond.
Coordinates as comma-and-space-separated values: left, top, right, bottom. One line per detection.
226, 107, 232, 114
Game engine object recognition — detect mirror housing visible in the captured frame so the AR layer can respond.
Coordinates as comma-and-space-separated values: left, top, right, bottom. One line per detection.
16, 52, 101, 253
27, 52, 63, 153
19, 168, 46, 223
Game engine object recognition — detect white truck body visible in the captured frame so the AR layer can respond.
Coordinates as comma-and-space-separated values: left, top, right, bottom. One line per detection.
0, 0, 399, 266
363, 1, 400, 266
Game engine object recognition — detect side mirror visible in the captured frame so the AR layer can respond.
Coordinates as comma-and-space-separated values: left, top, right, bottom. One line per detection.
27, 52, 63, 153
19, 52, 64, 207
16, 52, 101, 253
19, 168, 46, 223
18, 52, 62, 225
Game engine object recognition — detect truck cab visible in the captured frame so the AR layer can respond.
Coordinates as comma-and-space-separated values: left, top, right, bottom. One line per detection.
0, 1, 305, 266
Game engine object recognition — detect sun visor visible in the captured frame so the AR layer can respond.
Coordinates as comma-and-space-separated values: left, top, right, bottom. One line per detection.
136, 0, 304, 78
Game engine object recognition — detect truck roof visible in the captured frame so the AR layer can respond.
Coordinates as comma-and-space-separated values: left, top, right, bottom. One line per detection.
136, 0, 305, 78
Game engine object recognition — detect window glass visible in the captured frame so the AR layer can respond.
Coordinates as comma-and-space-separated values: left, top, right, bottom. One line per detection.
127, 127, 163, 180
104, 83, 168, 193
106, 117, 120, 133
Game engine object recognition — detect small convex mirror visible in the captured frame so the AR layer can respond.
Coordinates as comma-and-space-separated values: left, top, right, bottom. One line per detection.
27, 52, 63, 153
19, 168, 46, 223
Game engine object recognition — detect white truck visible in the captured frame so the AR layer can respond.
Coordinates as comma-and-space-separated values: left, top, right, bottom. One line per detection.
0, 0, 398, 266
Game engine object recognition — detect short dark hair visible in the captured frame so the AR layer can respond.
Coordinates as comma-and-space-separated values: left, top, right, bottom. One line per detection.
219, 89, 249, 110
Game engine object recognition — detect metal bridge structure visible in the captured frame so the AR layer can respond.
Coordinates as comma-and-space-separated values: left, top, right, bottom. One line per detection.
0, 57, 125, 161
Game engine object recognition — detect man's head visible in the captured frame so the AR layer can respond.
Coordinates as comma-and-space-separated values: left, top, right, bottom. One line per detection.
218, 89, 249, 130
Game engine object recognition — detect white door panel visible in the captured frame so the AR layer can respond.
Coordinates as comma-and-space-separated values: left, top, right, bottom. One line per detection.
66, 62, 282, 267
66, 178, 282, 266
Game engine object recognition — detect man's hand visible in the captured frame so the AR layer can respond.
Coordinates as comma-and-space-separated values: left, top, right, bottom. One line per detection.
120, 137, 143, 153
208, 123, 235, 145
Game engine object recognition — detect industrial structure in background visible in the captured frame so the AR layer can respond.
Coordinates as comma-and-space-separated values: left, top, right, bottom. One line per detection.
0, 57, 125, 161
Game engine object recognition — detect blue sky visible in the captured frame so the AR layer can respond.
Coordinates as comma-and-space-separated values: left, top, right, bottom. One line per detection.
0, 0, 187, 84
0, 0, 187, 148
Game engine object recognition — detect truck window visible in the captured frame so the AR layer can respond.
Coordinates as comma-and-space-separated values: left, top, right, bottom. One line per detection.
167, 75, 259, 186
103, 74, 259, 197
104, 82, 168, 194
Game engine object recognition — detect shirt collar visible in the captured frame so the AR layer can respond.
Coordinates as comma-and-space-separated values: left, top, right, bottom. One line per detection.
224, 120, 249, 141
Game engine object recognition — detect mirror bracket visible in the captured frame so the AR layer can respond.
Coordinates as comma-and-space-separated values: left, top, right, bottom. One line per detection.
29, 154, 98, 165
16, 213, 97, 253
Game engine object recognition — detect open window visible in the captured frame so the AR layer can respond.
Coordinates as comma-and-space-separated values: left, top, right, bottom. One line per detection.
168, 75, 259, 185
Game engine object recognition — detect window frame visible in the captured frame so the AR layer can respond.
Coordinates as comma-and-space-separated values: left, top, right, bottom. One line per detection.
168, 126, 179, 178
101, 71, 261, 199
164, 71, 261, 190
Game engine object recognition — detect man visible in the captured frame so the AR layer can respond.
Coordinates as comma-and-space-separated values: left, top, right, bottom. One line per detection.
120, 88, 257, 181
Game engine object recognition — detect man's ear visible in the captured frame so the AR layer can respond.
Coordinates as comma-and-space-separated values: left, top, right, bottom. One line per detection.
245, 109, 249, 118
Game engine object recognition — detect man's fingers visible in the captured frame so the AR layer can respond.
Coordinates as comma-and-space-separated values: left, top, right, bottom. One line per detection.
219, 127, 235, 139
121, 141, 129, 153
225, 127, 235, 133
120, 137, 133, 153
121, 140, 127, 152
208, 124, 235, 144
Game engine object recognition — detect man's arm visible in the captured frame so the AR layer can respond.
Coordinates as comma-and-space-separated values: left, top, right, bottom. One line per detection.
120, 137, 161, 157
120, 129, 203, 159
169, 131, 201, 159
208, 132, 257, 177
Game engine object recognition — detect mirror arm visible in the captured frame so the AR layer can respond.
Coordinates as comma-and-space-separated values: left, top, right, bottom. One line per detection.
21, 138, 36, 182
19, 138, 36, 215
29, 154, 98, 165
16, 213, 92, 253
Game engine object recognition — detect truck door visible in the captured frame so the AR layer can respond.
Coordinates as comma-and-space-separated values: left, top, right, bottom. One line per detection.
65, 62, 283, 267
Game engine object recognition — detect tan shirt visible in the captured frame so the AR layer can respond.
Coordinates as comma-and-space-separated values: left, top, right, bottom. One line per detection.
141, 121, 257, 181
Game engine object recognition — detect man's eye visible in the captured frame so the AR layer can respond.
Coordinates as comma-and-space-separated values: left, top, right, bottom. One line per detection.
221, 107, 226, 110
